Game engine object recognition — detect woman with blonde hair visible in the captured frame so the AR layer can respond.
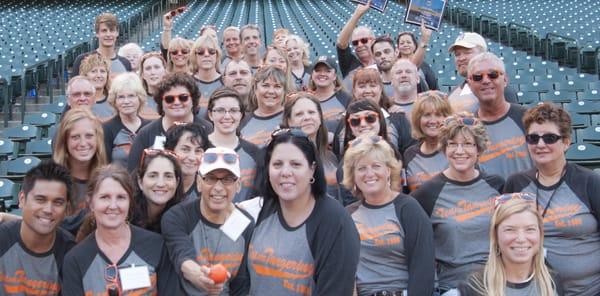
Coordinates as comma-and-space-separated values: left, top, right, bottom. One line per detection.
285, 34, 311, 90
459, 194, 562, 296
53, 108, 107, 234
404, 90, 452, 192
79, 53, 113, 121
139, 51, 167, 119
191, 34, 224, 117
103, 72, 150, 167
343, 135, 435, 296
262, 46, 296, 91
166, 37, 192, 74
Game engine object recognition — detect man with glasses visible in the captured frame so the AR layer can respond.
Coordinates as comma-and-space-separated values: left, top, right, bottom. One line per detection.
448, 32, 517, 113
336, 2, 376, 78
72, 13, 131, 76
65, 76, 96, 111
468, 52, 532, 179
162, 147, 253, 295
0, 161, 75, 295
128, 73, 213, 172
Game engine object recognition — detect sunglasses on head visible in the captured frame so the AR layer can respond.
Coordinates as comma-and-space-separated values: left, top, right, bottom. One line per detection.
494, 192, 536, 209
140, 148, 179, 171
444, 116, 479, 127
169, 49, 190, 55
348, 112, 379, 127
202, 152, 239, 165
271, 127, 309, 139
525, 133, 563, 145
196, 48, 217, 56
349, 135, 383, 147
351, 37, 372, 47
163, 94, 190, 104
470, 70, 504, 82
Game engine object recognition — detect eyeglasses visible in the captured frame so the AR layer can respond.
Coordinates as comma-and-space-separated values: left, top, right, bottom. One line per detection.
169, 49, 190, 55
271, 127, 309, 139
351, 37, 372, 47
139, 148, 179, 171
348, 112, 379, 127
202, 174, 238, 185
349, 135, 383, 147
444, 116, 479, 127
470, 70, 504, 82
202, 152, 239, 165
210, 107, 242, 116
446, 142, 477, 150
494, 192, 536, 209
163, 94, 190, 104
70, 91, 94, 98
525, 133, 563, 145
105, 264, 121, 296
196, 48, 217, 56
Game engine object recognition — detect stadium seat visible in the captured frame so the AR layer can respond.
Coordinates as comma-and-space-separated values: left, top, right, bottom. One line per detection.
24, 112, 57, 138
0, 138, 18, 160
564, 101, 600, 114
577, 126, 600, 144
540, 90, 576, 104
0, 178, 20, 210
566, 142, 600, 168
22, 138, 53, 159
0, 156, 41, 180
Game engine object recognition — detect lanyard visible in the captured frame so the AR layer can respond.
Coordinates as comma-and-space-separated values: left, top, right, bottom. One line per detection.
535, 166, 566, 218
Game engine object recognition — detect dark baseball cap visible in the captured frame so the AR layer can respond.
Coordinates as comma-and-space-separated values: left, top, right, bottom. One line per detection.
312, 55, 337, 72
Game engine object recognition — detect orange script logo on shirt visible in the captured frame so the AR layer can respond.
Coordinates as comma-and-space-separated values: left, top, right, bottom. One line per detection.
479, 136, 528, 163
249, 245, 314, 295
356, 222, 402, 247
434, 198, 494, 222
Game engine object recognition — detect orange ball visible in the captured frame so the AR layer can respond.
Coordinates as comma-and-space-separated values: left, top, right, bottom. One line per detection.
208, 264, 228, 284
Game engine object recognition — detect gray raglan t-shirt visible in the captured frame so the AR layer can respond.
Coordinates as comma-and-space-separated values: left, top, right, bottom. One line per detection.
240, 111, 283, 148
403, 144, 448, 192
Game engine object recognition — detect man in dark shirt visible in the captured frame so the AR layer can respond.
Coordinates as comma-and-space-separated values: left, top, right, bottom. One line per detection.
336, 2, 376, 78
0, 161, 75, 295
71, 13, 131, 76
448, 32, 517, 113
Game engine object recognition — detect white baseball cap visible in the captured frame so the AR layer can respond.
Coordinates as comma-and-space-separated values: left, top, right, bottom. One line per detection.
199, 147, 240, 178
448, 32, 488, 52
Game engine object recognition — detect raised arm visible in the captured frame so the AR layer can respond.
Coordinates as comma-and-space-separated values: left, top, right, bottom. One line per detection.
161, 12, 173, 50
336, 0, 372, 49
409, 21, 432, 67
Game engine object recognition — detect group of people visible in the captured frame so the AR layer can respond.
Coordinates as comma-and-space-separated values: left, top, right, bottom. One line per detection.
0, 2, 599, 296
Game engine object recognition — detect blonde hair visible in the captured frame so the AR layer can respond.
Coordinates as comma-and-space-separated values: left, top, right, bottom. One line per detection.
167, 37, 192, 72
342, 135, 402, 199
107, 72, 147, 114
285, 34, 310, 67
53, 108, 107, 173
190, 35, 222, 74
247, 65, 288, 112
262, 46, 295, 91
411, 91, 453, 140
468, 198, 557, 296
79, 53, 110, 96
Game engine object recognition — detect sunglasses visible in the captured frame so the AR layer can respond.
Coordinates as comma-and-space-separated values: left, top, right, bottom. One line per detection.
203, 152, 239, 165
494, 192, 536, 209
163, 94, 190, 104
351, 37, 372, 47
166, 6, 186, 19
196, 48, 217, 56
271, 127, 309, 139
470, 70, 504, 82
140, 148, 179, 171
525, 133, 563, 145
348, 112, 379, 127
169, 49, 190, 55
105, 264, 121, 295
444, 116, 479, 127
349, 135, 383, 147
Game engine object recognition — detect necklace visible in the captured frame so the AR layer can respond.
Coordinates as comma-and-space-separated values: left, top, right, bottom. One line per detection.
535, 165, 567, 218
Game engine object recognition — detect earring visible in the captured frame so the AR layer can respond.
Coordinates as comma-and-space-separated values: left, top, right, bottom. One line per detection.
309, 177, 315, 184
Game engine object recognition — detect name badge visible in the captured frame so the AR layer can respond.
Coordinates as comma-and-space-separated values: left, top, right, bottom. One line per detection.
119, 265, 151, 291
221, 208, 251, 241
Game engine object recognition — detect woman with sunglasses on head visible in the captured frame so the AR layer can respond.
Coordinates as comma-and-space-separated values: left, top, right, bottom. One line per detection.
410, 112, 504, 295
54, 108, 108, 235
139, 52, 167, 120
164, 122, 209, 202
285, 35, 311, 90
191, 35, 224, 119
62, 164, 179, 295
103, 73, 150, 168
503, 103, 600, 296
240, 66, 289, 148
207, 87, 259, 203
79, 53, 114, 122
404, 91, 452, 192
247, 129, 360, 295
162, 147, 254, 295
396, 26, 438, 93
458, 194, 563, 296
127, 72, 213, 172
282, 92, 340, 200
343, 135, 435, 296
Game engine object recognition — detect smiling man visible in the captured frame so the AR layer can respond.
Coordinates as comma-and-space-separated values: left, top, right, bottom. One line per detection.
71, 13, 131, 76
468, 52, 532, 179
240, 24, 262, 72
391, 59, 420, 120
372, 35, 398, 98
0, 161, 75, 296
336, 2, 376, 78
